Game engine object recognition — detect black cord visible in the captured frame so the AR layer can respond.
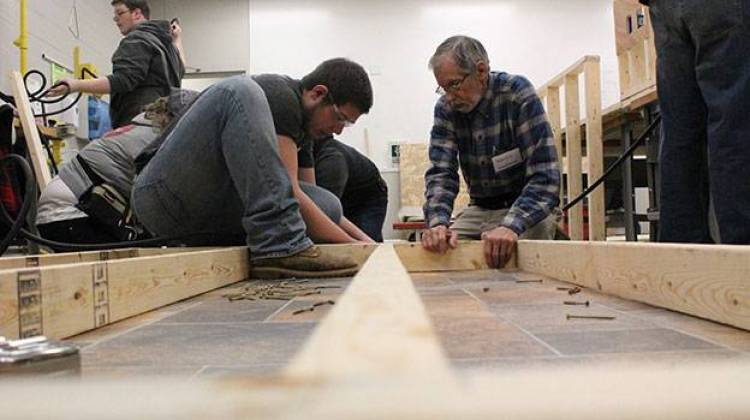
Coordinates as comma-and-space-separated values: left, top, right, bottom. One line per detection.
0, 152, 216, 253
24, 70, 83, 118
563, 114, 662, 212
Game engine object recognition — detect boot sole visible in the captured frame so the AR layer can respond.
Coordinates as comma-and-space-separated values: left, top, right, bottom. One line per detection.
249, 265, 359, 280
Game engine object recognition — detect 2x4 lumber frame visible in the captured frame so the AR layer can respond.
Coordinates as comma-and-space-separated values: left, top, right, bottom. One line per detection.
0, 247, 250, 340
538, 56, 605, 241
517, 240, 750, 331
10, 70, 52, 190
0, 244, 377, 340
285, 244, 452, 380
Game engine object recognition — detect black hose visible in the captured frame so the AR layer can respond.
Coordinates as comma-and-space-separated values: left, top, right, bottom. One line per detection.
0, 153, 217, 253
21, 69, 84, 118
563, 114, 661, 212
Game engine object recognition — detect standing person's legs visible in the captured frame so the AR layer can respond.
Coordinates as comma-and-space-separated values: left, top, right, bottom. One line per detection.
132, 76, 312, 260
686, 0, 750, 244
649, 1, 713, 243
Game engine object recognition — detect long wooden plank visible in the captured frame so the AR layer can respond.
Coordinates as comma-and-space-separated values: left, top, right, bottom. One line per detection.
564, 74, 584, 240
393, 241, 518, 272
285, 243, 452, 380
10, 70, 52, 190
517, 240, 750, 331
1, 362, 749, 418
545, 86, 564, 205
0, 247, 250, 339
584, 59, 605, 241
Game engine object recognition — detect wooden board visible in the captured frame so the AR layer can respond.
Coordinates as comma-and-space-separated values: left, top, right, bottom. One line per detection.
398, 143, 470, 215
10, 70, 52, 190
285, 243, 452, 380
518, 240, 750, 331
0, 247, 220, 271
393, 240, 512, 272
584, 59, 605, 241
613, 0, 656, 101
0, 244, 376, 340
564, 74, 584, 240
0, 247, 250, 339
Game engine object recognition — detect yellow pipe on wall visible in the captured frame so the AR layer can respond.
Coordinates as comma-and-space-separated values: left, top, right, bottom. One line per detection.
13, 0, 28, 73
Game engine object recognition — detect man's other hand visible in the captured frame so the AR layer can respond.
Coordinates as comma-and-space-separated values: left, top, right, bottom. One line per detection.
421, 225, 458, 254
46, 80, 74, 97
481, 226, 518, 268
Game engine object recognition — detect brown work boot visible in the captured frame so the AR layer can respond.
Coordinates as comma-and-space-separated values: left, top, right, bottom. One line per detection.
249, 245, 359, 279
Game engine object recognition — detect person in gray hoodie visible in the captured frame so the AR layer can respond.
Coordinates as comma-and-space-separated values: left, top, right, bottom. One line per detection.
48, 0, 185, 128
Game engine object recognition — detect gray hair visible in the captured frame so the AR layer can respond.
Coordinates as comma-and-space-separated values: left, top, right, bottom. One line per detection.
429, 35, 489, 74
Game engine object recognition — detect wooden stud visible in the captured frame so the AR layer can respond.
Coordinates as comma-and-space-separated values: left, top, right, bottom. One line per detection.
584, 60, 605, 241
545, 86, 564, 204
10, 71, 52, 190
564, 74, 584, 240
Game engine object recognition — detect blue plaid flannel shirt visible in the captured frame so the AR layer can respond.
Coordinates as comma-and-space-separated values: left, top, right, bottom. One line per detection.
423, 72, 561, 235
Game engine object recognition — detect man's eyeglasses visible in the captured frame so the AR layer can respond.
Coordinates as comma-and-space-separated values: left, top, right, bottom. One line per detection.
435, 73, 470, 96
114, 9, 132, 19
328, 92, 355, 127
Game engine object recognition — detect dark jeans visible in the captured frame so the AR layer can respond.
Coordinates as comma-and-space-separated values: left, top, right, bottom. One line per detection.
343, 178, 388, 242
649, 0, 750, 244
131, 77, 312, 260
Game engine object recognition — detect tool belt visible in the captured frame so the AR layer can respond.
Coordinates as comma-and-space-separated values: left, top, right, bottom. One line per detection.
75, 155, 138, 241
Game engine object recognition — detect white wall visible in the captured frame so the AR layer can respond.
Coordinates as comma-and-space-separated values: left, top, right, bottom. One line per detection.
1, 1, 120, 95
246, 0, 619, 169
151, 0, 249, 74
152, 1, 619, 169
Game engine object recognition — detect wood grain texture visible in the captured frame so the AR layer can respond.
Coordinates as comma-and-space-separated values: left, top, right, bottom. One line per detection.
584, 60, 605, 241
393, 241, 516, 272
0, 247, 250, 340
10, 71, 52, 190
284, 244, 452, 380
2, 362, 749, 419
398, 143, 470, 213
564, 74, 584, 240
518, 240, 750, 331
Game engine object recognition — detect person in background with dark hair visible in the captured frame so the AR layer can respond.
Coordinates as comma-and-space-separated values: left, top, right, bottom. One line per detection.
640, 0, 750, 244
251, 58, 375, 244
48, 0, 185, 129
314, 136, 388, 242
131, 58, 374, 279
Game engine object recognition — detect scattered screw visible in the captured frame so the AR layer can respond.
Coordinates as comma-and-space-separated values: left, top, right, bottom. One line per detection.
568, 286, 582, 295
516, 279, 543, 284
556, 287, 573, 291
566, 314, 615, 320
312, 300, 335, 308
482, 287, 490, 293
292, 307, 315, 316
564, 301, 590, 306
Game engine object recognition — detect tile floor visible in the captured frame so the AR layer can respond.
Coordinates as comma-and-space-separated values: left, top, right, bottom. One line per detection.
67, 270, 750, 379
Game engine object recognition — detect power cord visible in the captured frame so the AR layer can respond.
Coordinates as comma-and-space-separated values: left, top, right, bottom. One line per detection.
562, 114, 661, 212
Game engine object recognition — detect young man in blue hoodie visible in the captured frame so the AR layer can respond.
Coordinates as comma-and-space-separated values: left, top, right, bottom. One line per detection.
49, 0, 185, 128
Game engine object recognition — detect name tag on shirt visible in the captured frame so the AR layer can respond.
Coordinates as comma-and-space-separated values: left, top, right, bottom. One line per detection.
492, 148, 523, 173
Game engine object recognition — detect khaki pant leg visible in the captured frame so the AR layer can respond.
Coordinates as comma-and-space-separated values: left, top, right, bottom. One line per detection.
483, 209, 560, 240
450, 206, 488, 239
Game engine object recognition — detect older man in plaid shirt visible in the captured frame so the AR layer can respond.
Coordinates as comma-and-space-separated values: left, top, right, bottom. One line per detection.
422, 35, 561, 268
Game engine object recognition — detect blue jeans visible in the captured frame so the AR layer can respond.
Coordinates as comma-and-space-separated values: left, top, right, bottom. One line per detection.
650, 0, 750, 244
131, 76, 313, 260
